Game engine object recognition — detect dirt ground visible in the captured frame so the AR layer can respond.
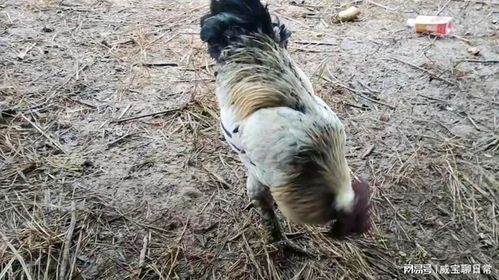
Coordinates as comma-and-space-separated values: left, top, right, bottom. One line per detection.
1, 0, 498, 279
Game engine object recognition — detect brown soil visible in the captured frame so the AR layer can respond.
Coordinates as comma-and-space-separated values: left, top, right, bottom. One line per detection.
1, 0, 498, 279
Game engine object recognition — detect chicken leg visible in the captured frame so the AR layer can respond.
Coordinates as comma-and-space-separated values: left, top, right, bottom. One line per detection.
246, 174, 282, 242
246, 175, 312, 256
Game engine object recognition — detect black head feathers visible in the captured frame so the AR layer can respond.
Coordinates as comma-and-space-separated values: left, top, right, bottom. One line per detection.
200, 0, 290, 60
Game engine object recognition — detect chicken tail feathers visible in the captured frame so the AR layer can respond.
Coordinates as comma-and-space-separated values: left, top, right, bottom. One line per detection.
200, 0, 290, 60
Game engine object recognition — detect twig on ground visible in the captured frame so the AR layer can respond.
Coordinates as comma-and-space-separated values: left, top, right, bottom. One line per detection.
201, 165, 231, 189
465, 0, 499, 4
389, 57, 457, 86
21, 114, 67, 154
366, 0, 397, 11
340, 82, 395, 109
197, 192, 216, 215
451, 34, 471, 43
294, 41, 337, 46
437, 0, 452, 15
242, 233, 266, 280
66, 97, 98, 109
244, 202, 254, 210
118, 104, 132, 120
465, 113, 481, 131
418, 94, 448, 103
17, 42, 37, 60
138, 233, 149, 269
148, 31, 179, 47
166, 216, 189, 279
0, 257, 16, 279
457, 59, 499, 64
68, 229, 84, 280
324, 69, 396, 109
59, 201, 77, 280
141, 61, 179, 67
357, 79, 380, 94
106, 133, 137, 149
344, 102, 368, 110
0, 231, 33, 280
113, 106, 185, 123
361, 145, 376, 159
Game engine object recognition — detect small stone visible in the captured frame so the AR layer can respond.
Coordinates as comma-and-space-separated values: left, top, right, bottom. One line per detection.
58, 120, 72, 128
42, 27, 54, 33
450, 125, 474, 137
180, 187, 202, 199
379, 113, 390, 122
82, 160, 94, 168
467, 47, 480, 56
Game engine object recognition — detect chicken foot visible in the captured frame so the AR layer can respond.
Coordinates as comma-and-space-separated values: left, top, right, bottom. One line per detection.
246, 175, 312, 256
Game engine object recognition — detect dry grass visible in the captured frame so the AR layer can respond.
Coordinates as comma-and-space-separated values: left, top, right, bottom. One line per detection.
1, 0, 498, 279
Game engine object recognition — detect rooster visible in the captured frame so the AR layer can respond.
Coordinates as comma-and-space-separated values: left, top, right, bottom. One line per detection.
200, 0, 372, 249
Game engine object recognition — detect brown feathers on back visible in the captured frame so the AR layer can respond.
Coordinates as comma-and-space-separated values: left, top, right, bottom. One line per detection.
226, 76, 294, 120
217, 35, 315, 120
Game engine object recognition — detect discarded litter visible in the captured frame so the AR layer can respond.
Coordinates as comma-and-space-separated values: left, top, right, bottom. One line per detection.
334, 6, 361, 22
406, 16, 453, 35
